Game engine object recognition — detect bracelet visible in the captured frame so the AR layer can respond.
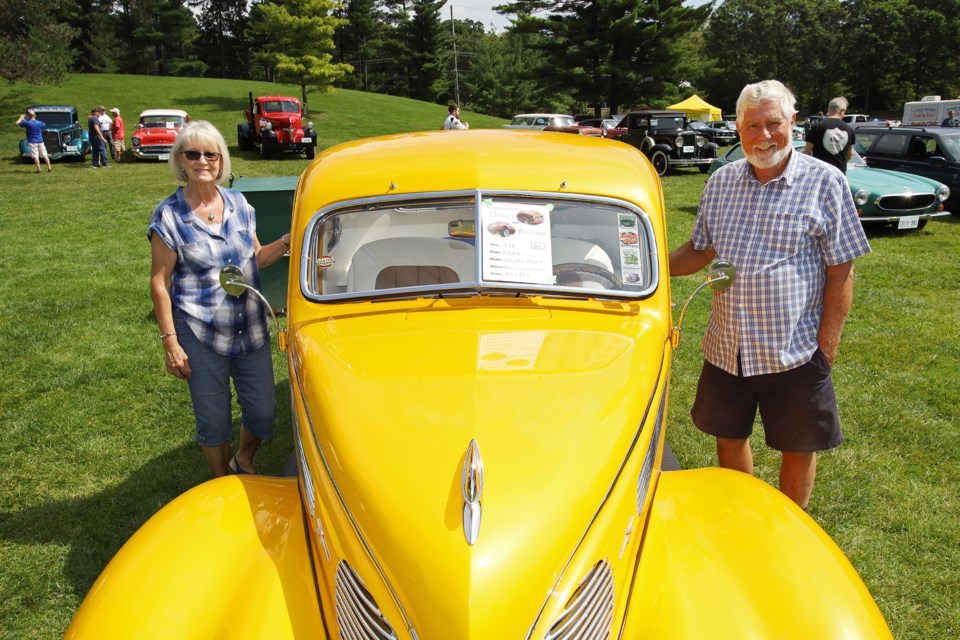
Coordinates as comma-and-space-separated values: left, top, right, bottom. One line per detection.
280, 234, 290, 248
160, 332, 177, 340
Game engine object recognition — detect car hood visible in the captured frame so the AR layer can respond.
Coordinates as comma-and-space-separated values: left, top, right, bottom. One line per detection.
848, 165, 942, 192
289, 302, 668, 636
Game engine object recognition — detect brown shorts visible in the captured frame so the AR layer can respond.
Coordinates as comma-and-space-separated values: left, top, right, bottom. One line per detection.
690, 349, 842, 452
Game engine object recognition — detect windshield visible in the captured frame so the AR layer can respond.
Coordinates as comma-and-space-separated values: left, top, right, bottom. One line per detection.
140, 114, 184, 128
302, 192, 657, 301
263, 100, 300, 114
652, 116, 687, 130
34, 111, 73, 126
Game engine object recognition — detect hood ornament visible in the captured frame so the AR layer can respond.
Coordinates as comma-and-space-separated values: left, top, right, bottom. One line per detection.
461, 439, 484, 546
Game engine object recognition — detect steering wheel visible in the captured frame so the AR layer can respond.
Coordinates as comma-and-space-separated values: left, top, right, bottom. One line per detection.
553, 262, 622, 289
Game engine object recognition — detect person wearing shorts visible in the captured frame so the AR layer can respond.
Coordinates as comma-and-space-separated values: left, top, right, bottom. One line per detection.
16, 110, 52, 173
669, 80, 871, 509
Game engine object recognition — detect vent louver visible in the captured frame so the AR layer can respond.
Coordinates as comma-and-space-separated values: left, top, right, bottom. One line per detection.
334, 561, 399, 640
544, 560, 614, 640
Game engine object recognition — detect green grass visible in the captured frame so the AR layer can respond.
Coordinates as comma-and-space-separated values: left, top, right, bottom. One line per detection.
1, 74, 958, 639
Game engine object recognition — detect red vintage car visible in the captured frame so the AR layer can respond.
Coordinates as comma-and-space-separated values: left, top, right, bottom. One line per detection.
131, 109, 190, 161
238, 94, 317, 159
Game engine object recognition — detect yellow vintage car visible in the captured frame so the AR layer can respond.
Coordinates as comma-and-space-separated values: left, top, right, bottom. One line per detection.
67, 130, 892, 639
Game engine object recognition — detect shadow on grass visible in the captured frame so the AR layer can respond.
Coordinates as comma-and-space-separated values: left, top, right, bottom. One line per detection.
0, 379, 295, 599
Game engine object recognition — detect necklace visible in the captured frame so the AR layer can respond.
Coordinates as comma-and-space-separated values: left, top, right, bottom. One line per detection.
207, 211, 215, 222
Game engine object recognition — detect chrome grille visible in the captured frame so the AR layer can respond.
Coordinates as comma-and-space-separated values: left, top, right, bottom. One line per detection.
544, 561, 614, 640
877, 193, 936, 212
42, 130, 60, 151
334, 561, 399, 640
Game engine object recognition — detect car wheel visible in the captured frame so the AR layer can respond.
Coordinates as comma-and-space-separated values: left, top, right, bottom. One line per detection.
650, 150, 669, 176
238, 123, 252, 151
306, 146, 315, 160
699, 164, 710, 174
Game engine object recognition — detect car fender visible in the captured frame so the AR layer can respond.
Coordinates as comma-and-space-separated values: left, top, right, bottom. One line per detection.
65, 475, 326, 640
702, 141, 719, 156
623, 468, 892, 639
19, 138, 30, 159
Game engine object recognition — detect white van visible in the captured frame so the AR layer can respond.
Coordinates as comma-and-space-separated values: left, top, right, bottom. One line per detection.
902, 96, 960, 126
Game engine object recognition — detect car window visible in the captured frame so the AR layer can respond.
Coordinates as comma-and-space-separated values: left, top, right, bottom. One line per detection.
870, 134, 907, 159
906, 136, 935, 160
853, 132, 879, 154
303, 193, 657, 300
36, 111, 73, 126
935, 133, 960, 159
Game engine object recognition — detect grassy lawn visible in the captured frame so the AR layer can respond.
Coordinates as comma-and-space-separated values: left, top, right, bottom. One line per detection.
1, 75, 958, 638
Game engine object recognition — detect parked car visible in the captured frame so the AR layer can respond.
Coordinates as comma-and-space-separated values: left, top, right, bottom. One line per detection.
687, 120, 737, 146
503, 113, 603, 137
855, 125, 960, 214
67, 130, 893, 640
706, 119, 739, 141
578, 117, 628, 139
18, 105, 89, 162
842, 114, 871, 124
616, 109, 718, 176
710, 140, 951, 230
131, 109, 190, 161
238, 93, 317, 159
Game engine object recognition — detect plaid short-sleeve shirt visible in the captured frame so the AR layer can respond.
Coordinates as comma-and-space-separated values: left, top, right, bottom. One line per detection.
691, 151, 871, 377
148, 186, 268, 357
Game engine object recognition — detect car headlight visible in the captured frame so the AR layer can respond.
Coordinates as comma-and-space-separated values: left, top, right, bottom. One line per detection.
695, 135, 707, 146
132, 136, 141, 146
675, 136, 684, 147
937, 185, 950, 202
261, 120, 273, 130
854, 189, 870, 206
63, 134, 72, 143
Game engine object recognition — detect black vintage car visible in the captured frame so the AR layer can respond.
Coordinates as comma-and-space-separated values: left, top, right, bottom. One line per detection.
616, 110, 718, 176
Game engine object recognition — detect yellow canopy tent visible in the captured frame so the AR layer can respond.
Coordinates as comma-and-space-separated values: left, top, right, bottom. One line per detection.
667, 95, 722, 122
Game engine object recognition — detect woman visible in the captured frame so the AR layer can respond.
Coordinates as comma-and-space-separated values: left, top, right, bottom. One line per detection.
148, 120, 291, 477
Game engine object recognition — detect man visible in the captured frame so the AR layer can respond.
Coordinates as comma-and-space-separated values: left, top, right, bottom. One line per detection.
803, 96, 855, 173
110, 107, 125, 162
88, 107, 108, 168
443, 104, 469, 130
669, 80, 871, 509
98, 106, 115, 162
16, 109, 52, 173
941, 110, 960, 127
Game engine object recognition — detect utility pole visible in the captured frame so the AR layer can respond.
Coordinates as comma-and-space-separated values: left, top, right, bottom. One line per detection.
451, 6, 460, 105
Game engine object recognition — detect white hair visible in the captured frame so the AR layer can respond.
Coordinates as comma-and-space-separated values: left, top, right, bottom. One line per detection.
736, 80, 797, 123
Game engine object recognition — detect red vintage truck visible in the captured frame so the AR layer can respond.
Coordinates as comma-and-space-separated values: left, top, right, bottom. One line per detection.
238, 93, 318, 159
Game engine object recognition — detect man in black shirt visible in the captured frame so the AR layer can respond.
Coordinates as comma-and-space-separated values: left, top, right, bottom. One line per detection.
803, 97, 855, 174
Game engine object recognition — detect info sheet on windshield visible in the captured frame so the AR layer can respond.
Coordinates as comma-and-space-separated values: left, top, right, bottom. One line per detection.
480, 200, 553, 284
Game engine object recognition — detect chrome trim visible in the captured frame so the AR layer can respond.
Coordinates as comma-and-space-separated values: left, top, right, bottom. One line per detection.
299, 189, 660, 303
462, 439, 484, 545
291, 354, 417, 639
334, 561, 400, 640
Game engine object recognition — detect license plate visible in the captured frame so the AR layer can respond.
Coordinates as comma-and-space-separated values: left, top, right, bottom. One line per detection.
158, 153, 169, 161
683, 145, 694, 153
301, 137, 312, 143
66, 145, 78, 152
897, 215, 919, 229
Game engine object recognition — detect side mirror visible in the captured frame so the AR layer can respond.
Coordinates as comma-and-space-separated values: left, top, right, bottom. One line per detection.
219, 265, 287, 352
671, 259, 736, 348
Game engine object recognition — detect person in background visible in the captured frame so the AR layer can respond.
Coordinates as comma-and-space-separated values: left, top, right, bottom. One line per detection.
98, 106, 115, 162
803, 96, 855, 174
443, 104, 469, 130
941, 110, 960, 127
669, 80, 871, 510
16, 109, 52, 173
148, 120, 291, 478
88, 107, 108, 168
110, 107, 125, 162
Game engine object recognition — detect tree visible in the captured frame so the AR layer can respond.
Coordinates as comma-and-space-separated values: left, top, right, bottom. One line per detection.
0, 0, 76, 83
396, 0, 445, 101
248, 0, 352, 111
495, 0, 710, 115
192, 0, 251, 78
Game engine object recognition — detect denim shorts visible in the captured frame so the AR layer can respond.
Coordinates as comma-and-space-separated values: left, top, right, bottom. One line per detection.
174, 314, 276, 447
690, 349, 842, 452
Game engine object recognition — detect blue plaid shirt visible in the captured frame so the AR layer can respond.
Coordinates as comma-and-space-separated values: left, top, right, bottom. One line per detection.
148, 186, 268, 357
691, 151, 871, 377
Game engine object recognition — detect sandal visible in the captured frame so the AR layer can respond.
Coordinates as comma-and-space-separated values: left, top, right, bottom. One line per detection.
228, 455, 256, 475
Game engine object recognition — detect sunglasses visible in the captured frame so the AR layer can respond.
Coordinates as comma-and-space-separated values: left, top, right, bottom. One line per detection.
183, 150, 221, 162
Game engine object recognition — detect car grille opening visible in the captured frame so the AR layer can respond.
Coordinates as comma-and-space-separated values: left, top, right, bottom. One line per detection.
544, 560, 614, 640
42, 130, 60, 151
334, 561, 399, 640
877, 193, 937, 211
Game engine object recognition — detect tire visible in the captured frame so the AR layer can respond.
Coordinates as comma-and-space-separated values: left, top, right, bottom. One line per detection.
650, 150, 669, 176
699, 164, 710, 174
916, 219, 928, 230
237, 122, 253, 151
305, 145, 315, 160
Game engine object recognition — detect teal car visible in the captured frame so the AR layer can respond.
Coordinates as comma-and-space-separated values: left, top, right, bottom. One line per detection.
18, 105, 90, 162
709, 141, 951, 230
